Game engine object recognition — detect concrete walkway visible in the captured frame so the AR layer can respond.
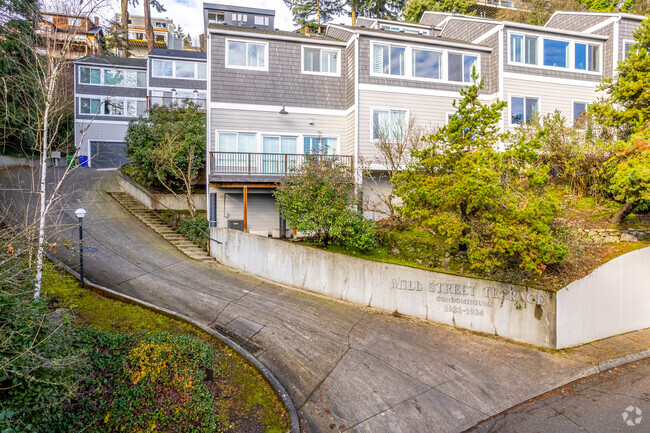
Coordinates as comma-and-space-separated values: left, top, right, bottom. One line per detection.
464, 358, 650, 433
1, 167, 647, 433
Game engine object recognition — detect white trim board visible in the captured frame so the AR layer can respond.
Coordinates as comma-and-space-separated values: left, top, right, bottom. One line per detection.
358, 83, 498, 101
502, 72, 601, 87
209, 102, 355, 116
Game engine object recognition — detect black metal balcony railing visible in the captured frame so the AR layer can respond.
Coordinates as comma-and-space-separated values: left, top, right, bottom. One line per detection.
210, 152, 353, 176
147, 96, 206, 113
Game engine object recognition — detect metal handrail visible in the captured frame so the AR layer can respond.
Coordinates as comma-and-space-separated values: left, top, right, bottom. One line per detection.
147, 96, 206, 113
118, 171, 221, 246
210, 152, 353, 176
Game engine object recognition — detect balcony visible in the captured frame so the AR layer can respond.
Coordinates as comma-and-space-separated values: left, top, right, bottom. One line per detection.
209, 152, 354, 183
147, 96, 206, 113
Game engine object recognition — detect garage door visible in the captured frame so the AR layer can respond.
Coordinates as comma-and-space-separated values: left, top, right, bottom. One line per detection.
91, 141, 129, 168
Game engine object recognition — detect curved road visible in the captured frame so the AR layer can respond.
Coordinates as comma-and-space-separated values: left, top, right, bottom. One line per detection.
2, 168, 600, 432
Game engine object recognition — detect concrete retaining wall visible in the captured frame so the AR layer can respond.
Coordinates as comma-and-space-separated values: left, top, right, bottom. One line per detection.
0, 155, 37, 167
210, 228, 557, 348
556, 246, 650, 349
118, 174, 206, 211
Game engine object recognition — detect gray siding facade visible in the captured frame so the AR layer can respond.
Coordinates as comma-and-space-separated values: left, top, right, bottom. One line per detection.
440, 19, 498, 42
420, 12, 451, 27
357, 37, 490, 94
209, 33, 347, 110
74, 63, 146, 122
545, 14, 609, 32
345, 41, 356, 108
501, 26, 604, 82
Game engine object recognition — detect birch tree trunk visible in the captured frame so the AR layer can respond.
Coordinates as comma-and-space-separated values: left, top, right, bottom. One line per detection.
121, 0, 129, 57
144, 0, 154, 52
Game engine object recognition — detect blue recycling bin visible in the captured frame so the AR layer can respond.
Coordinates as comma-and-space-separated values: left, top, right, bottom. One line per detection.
79, 156, 88, 167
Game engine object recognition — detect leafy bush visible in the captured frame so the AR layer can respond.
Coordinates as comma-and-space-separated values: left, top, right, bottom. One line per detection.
66, 331, 223, 433
516, 111, 614, 198
0, 243, 83, 433
125, 104, 206, 193
394, 74, 567, 275
275, 156, 378, 252
178, 214, 209, 248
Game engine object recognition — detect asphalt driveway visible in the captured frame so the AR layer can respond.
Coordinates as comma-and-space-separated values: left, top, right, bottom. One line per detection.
0, 167, 603, 432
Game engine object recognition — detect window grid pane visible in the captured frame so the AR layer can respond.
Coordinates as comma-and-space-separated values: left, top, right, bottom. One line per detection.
448, 53, 463, 82
304, 48, 320, 72
525, 36, 537, 65
463, 55, 477, 82
543, 39, 569, 68
413, 49, 441, 79
511, 97, 524, 124
510, 34, 523, 63
228, 42, 246, 67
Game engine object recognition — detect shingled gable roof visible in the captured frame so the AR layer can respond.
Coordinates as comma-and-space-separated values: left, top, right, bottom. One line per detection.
207, 24, 345, 45
75, 55, 147, 68
327, 24, 492, 52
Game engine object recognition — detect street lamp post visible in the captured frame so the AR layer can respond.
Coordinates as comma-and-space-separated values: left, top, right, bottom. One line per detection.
75, 208, 86, 288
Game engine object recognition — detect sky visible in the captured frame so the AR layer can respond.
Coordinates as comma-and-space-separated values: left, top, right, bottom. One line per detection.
107, 1, 352, 45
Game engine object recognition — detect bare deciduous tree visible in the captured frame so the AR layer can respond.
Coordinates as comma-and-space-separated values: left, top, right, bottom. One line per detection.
0, 0, 108, 297
361, 116, 425, 221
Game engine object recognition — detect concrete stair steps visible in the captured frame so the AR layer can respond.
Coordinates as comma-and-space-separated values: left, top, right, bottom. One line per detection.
111, 189, 214, 262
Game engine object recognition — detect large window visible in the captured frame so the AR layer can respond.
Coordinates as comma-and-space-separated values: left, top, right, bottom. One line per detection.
448, 53, 478, 83
84, 67, 145, 87
151, 60, 205, 79
624, 40, 634, 59
303, 47, 339, 75
80, 97, 145, 117
372, 43, 406, 76
79, 67, 100, 84
226, 40, 267, 70
373, 109, 407, 141
254, 16, 269, 26
412, 49, 442, 79
103, 99, 124, 116
543, 39, 569, 68
304, 136, 338, 154
263, 136, 297, 154
574, 43, 600, 72
103, 70, 124, 85
79, 98, 101, 114
152, 60, 173, 77
511, 96, 538, 125
573, 102, 588, 124
218, 132, 256, 153
510, 34, 537, 65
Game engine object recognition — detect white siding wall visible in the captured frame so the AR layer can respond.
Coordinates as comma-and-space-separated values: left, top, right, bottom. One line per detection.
502, 78, 603, 130
210, 187, 279, 234
358, 89, 459, 161
75, 121, 129, 160
209, 108, 351, 156
342, 110, 356, 157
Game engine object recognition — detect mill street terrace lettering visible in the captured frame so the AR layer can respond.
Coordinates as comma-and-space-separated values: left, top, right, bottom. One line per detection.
391, 279, 546, 306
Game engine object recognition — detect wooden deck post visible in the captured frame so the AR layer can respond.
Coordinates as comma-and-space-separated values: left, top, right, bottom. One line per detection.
243, 185, 248, 232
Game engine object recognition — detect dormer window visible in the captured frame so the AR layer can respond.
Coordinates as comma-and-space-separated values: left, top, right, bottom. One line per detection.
302, 47, 340, 75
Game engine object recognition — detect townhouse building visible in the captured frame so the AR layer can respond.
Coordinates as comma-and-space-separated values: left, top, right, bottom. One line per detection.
74, 56, 148, 168
205, 18, 493, 233
113, 14, 183, 58
421, 11, 644, 130
203, 3, 275, 29
147, 49, 207, 112
37, 12, 104, 58
204, 10, 644, 236
73, 4, 274, 168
